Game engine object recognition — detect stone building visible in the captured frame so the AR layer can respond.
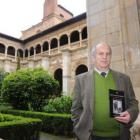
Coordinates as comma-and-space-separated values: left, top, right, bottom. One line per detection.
0, 0, 88, 95
0, 0, 139, 98
0, 0, 140, 138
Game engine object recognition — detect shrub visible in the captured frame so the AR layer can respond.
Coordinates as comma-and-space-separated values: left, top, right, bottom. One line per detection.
0, 102, 12, 111
1, 109, 73, 136
0, 113, 4, 122
0, 68, 9, 95
1, 67, 59, 111
0, 114, 42, 140
43, 94, 72, 114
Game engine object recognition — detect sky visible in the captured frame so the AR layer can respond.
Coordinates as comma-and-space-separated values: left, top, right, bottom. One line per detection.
0, 0, 86, 39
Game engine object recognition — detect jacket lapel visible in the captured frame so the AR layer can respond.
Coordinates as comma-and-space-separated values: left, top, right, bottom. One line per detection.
111, 69, 124, 91
84, 69, 94, 115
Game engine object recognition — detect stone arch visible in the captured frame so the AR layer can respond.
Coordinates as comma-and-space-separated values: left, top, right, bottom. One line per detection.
25, 49, 28, 58
0, 43, 5, 54
42, 41, 49, 51
73, 62, 88, 75
7, 46, 15, 56
30, 46, 34, 56
76, 64, 88, 75
60, 34, 68, 46
17, 49, 23, 58
82, 26, 87, 40
54, 68, 63, 96
70, 30, 79, 43
36, 44, 41, 54
50, 38, 57, 49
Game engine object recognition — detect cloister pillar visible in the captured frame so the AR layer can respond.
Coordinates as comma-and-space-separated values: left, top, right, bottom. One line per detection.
58, 39, 60, 52
68, 35, 70, 48
28, 50, 30, 60
41, 54, 50, 70
62, 49, 71, 95
15, 50, 17, 60
28, 59, 34, 70
3, 58, 11, 73
34, 48, 36, 60
48, 42, 51, 55
79, 31, 82, 47
5, 47, 7, 58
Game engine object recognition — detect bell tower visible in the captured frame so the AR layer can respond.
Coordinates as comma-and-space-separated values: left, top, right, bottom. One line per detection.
43, 0, 57, 19
21, 0, 73, 39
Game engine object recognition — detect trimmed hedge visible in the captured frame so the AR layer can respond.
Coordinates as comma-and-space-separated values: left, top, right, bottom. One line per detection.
1, 110, 73, 136
0, 114, 42, 140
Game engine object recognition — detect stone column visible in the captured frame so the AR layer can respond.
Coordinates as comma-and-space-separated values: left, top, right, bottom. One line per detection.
28, 50, 30, 60
28, 59, 34, 70
68, 35, 70, 48
48, 42, 51, 55
41, 46, 43, 55
5, 47, 7, 58
62, 49, 71, 95
34, 48, 36, 60
3, 58, 11, 73
15, 50, 17, 60
79, 31, 82, 47
41, 54, 50, 70
58, 39, 60, 52
23, 50, 25, 61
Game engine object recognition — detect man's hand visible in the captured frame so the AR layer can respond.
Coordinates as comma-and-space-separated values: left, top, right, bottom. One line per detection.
114, 111, 131, 124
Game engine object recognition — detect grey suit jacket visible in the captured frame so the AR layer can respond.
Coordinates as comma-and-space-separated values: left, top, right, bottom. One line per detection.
71, 69, 139, 140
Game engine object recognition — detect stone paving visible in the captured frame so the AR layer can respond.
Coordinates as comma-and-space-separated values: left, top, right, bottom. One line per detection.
40, 133, 77, 140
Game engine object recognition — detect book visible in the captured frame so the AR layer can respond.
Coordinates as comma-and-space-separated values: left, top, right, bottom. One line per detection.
109, 89, 125, 117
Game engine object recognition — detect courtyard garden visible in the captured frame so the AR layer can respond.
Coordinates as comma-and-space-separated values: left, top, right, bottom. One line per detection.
0, 67, 74, 140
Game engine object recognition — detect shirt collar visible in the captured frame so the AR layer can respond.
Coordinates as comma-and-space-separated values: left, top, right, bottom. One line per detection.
94, 67, 109, 77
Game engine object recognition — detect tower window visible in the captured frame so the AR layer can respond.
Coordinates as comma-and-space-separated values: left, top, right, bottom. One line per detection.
60, 14, 64, 18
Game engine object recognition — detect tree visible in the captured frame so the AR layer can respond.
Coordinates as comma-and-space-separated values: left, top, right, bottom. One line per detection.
16, 51, 20, 71
1, 67, 59, 111
0, 68, 9, 95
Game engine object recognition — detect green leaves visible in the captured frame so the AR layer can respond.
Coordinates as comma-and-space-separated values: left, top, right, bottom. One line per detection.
1, 67, 59, 111
0, 68, 9, 95
43, 95, 72, 114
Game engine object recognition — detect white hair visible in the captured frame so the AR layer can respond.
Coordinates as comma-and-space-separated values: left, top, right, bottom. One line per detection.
92, 43, 112, 57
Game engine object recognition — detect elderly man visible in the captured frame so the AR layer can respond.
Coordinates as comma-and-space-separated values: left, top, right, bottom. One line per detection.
71, 43, 139, 140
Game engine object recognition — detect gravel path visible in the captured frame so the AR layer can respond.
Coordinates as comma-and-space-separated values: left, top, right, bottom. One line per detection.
40, 133, 77, 140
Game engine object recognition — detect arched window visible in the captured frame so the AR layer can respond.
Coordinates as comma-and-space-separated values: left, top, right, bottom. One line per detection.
7, 46, 15, 56
0, 43, 5, 54
17, 49, 23, 58
51, 38, 57, 49
36, 44, 41, 54
71, 30, 79, 43
82, 27, 87, 40
60, 34, 68, 46
25, 49, 28, 58
76, 65, 88, 75
54, 68, 63, 96
43, 41, 49, 51
30, 47, 34, 56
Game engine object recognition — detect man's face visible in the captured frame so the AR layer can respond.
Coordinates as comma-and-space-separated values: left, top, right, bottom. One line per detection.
92, 44, 111, 71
